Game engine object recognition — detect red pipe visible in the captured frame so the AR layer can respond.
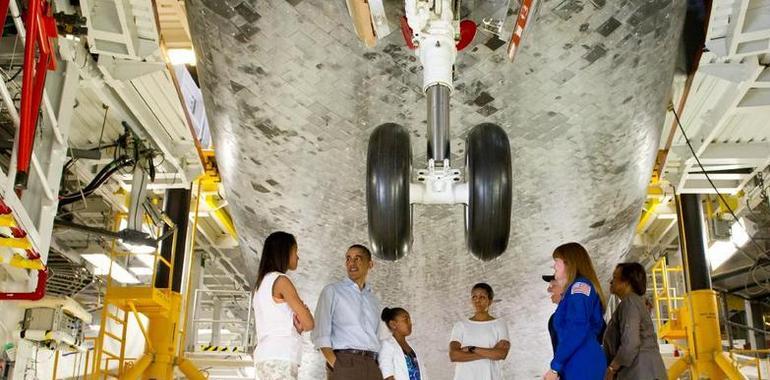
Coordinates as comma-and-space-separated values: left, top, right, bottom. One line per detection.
16, 0, 56, 190
16, 0, 41, 186
0, 269, 47, 301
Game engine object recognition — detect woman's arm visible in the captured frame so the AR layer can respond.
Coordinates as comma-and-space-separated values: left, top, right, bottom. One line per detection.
474, 340, 510, 360
274, 275, 314, 331
449, 341, 484, 362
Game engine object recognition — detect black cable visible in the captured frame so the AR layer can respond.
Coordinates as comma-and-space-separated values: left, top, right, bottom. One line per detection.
672, 108, 766, 255
672, 107, 770, 292
4, 67, 22, 82
58, 156, 135, 206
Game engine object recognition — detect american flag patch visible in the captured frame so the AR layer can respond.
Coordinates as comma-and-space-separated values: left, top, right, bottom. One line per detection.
571, 282, 591, 296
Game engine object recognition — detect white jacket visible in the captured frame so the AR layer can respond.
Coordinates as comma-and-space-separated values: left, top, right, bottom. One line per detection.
378, 336, 428, 380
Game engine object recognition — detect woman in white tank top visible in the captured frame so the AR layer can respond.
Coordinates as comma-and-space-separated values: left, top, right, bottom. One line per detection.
253, 232, 314, 380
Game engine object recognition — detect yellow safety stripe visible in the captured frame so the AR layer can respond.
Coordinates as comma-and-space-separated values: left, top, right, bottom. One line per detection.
199, 345, 240, 352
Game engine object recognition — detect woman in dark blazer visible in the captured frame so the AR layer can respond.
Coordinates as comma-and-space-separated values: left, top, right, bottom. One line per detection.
603, 262, 667, 380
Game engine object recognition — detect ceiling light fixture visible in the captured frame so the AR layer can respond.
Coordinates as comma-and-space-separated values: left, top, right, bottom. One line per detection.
118, 219, 158, 254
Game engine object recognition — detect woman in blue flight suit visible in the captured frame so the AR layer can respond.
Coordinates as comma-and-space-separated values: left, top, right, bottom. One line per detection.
543, 242, 607, 380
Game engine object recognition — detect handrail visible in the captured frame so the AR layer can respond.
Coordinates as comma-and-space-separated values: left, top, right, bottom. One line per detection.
651, 257, 687, 339
729, 350, 764, 380
189, 288, 253, 350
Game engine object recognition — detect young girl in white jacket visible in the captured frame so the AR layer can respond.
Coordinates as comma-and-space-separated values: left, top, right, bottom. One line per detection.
379, 307, 427, 380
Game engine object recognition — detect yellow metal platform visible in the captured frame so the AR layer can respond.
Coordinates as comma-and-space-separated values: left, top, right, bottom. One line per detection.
104, 286, 173, 317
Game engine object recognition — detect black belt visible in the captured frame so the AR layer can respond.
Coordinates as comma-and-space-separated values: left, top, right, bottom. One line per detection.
334, 349, 378, 360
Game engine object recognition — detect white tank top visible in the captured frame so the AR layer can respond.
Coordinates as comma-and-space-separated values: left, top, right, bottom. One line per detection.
252, 272, 302, 364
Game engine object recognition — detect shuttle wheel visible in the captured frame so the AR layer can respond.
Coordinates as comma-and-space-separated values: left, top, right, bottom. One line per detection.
465, 123, 512, 261
367, 123, 412, 260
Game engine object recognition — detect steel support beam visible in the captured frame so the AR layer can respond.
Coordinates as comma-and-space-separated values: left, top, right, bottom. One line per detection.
712, 258, 770, 283
721, 282, 770, 296
16, 52, 79, 260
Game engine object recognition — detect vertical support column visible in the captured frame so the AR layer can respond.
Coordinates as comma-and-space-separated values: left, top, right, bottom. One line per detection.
184, 256, 205, 352
155, 188, 191, 290
144, 293, 182, 380
745, 299, 770, 374
676, 193, 712, 291
746, 300, 767, 353
211, 300, 222, 346
672, 193, 743, 378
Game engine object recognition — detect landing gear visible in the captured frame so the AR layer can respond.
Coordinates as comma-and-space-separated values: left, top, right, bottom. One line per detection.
365, 0, 513, 261
366, 123, 413, 261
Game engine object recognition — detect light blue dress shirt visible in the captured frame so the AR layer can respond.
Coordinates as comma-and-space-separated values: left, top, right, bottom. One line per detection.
312, 277, 381, 352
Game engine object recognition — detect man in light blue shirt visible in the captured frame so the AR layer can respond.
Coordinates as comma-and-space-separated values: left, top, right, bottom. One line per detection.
312, 244, 383, 380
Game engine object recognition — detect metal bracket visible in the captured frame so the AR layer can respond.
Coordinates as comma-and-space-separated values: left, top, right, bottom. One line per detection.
411, 159, 468, 204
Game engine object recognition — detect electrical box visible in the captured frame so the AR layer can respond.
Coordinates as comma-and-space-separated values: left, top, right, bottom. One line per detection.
21, 307, 83, 345
14, 297, 92, 350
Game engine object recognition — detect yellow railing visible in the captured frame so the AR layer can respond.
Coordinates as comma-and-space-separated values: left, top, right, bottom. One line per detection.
730, 349, 767, 380
105, 213, 178, 293
650, 257, 685, 338
92, 212, 179, 379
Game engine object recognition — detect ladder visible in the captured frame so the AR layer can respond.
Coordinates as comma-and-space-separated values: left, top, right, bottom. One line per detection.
90, 223, 178, 379
93, 303, 130, 379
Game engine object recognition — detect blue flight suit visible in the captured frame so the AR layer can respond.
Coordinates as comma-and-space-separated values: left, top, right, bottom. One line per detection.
550, 276, 607, 379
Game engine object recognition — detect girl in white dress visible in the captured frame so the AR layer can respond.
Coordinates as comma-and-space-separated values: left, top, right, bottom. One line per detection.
449, 283, 510, 380
252, 232, 314, 380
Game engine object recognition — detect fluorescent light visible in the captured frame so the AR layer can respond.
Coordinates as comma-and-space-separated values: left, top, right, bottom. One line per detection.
167, 48, 196, 65
129, 266, 154, 276
731, 220, 750, 247
708, 241, 737, 270
81, 254, 140, 284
